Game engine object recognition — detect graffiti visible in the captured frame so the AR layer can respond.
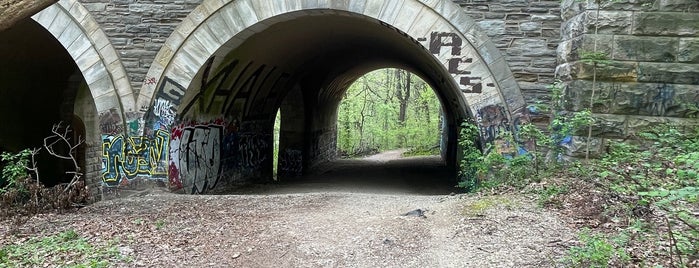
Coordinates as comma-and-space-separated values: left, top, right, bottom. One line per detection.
423, 32, 496, 94
145, 77, 157, 85
101, 129, 170, 186
180, 59, 290, 118
153, 98, 177, 126
170, 122, 225, 194
150, 77, 186, 130
157, 77, 186, 105
477, 104, 510, 144
99, 108, 123, 134
239, 133, 270, 169
377, 21, 495, 94
278, 149, 302, 178
649, 84, 674, 116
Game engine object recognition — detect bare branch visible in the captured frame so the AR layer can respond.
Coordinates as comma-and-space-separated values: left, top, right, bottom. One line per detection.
41, 122, 84, 194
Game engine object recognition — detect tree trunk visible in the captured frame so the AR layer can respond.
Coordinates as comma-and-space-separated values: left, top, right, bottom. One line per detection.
397, 70, 411, 126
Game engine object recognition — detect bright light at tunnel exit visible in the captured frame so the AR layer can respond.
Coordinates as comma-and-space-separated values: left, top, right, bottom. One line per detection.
337, 68, 443, 158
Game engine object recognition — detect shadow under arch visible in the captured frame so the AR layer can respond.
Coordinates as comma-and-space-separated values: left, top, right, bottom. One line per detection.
31, 0, 133, 134
141, 0, 527, 194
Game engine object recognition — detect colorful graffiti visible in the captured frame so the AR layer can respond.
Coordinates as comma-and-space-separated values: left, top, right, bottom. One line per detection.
101, 129, 169, 186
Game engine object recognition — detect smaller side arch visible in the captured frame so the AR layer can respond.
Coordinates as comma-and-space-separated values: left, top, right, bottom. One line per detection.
31, 0, 134, 134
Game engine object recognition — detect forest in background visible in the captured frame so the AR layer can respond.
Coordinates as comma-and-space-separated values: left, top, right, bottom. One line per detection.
335, 68, 443, 157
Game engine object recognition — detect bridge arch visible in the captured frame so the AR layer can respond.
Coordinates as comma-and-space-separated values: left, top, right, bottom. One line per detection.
31, 0, 132, 132
141, 0, 525, 117
141, 0, 526, 193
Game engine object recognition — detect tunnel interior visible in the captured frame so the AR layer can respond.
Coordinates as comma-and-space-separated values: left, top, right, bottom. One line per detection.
0, 18, 88, 187
171, 12, 470, 193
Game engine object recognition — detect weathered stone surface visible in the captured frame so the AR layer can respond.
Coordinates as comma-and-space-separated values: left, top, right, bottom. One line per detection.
563, 136, 603, 158
561, 13, 587, 40
638, 63, 699, 84
678, 38, 699, 63
612, 36, 677, 62
508, 38, 556, 57
519, 21, 540, 32
564, 80, 699, 118
0, 0, 57, 31
626, 115, 699, 136
632, 12, 699, 36
477, 20, 506, 36
589, 0, 658, 11
589, 113, 627, 138
560, 0, 585, 21
658, 0, 699, 12
573, 61, 638, 82
584, 11, 632, 35
573, 34, 614, 62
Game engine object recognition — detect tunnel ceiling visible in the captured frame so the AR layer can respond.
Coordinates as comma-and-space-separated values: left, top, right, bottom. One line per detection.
180, 13, 462, 122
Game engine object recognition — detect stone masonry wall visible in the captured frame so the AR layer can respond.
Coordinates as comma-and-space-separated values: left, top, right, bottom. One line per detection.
455, 0, 563, 104
80, 0, 203, 93
557, 0, 699, 157
78, 0, 562, 102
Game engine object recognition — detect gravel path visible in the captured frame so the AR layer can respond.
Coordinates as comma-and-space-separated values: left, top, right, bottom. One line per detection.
1, 153, 577, 267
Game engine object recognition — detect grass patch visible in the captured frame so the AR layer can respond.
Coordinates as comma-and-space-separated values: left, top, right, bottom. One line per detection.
403, 146, 440, 157
0, 229, 127, 267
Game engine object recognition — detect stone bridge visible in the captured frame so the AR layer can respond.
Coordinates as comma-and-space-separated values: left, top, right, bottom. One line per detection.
0, 0, 696, 199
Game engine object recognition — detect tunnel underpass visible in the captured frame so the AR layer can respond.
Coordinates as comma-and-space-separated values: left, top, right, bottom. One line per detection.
160, 12, 469, 194
137, 1, 525, 196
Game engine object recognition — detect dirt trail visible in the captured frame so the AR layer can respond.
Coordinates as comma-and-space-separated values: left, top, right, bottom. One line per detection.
1, 151, 577, 267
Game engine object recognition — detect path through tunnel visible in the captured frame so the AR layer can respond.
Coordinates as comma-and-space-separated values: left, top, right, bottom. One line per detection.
156, 3, 522, 195
220, 152, 460, 196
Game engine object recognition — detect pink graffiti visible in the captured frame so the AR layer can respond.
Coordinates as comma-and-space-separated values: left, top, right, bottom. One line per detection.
145, 77, 157, 85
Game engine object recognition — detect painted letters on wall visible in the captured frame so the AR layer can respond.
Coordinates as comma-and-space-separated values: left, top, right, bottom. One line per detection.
101, 130, 170, 186
170, 123, 223, 194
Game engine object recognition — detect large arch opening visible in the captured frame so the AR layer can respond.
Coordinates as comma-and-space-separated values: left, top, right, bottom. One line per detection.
165, 13, 467, 194
151, 1, 525, 194
0, 18, 91, 187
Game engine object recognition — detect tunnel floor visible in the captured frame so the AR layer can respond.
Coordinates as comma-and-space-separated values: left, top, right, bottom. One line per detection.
216, 150, 462, 196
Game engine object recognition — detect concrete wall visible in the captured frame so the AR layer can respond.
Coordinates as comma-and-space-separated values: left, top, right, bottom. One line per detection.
557, 0, 699, 157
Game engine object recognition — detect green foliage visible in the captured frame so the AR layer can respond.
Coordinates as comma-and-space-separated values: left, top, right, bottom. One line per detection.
0, 229, 126, 267
455, 80, 593, 193
273, 110, 280, 178
564, 229, 629, 268
537, 184, 569, 208
155, 219, 166, 230
403, 146, 440, 157
0, 149, 32, 194
457, 121, 486, 191
337, 68, 442, 157
580, 51, 611, 65
580, 124, 699, 265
